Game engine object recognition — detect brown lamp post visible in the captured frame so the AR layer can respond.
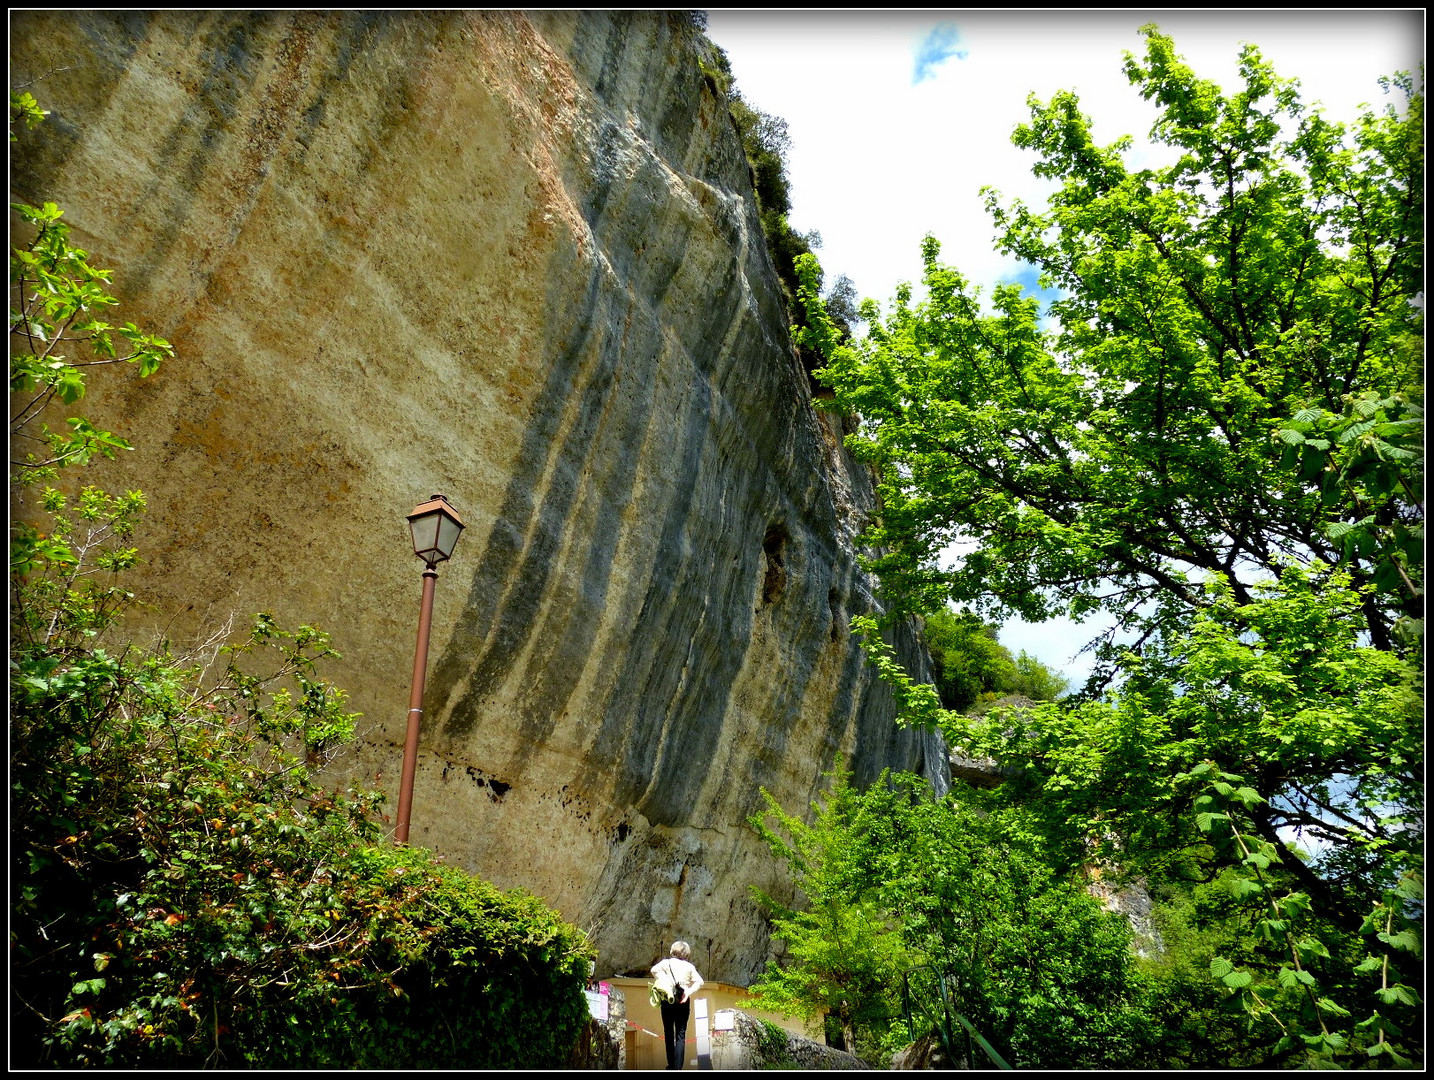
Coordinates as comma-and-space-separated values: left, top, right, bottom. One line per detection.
394, 493, 465, 845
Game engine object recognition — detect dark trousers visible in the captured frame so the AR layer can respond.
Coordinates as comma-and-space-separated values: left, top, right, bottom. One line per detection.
660, 998, 691, 1070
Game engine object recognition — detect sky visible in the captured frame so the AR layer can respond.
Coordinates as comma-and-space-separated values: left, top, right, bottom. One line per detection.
706, 9, 1424, 688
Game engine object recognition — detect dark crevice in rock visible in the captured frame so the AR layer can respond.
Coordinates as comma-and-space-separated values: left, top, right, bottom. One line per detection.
761, 524, 788, 605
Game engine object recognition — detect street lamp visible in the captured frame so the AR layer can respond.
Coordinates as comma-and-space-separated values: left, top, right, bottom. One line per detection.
394, 493, 465, 845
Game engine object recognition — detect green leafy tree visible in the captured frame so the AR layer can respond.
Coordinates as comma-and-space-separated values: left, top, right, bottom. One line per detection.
750, 765, 1166, 1067
745, 766, 909, 1059
922, 609, 1015, 712
797, 30, 1421, 656
922, 608, 1067, 712
1010, 648, 1069, 702
1131, 873, 1291, 1068
848, 775, 1161, 1069
853, 568, 1422, 1066
794, 26, 1421, 1068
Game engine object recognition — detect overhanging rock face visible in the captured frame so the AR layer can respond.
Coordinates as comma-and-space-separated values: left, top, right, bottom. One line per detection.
10, 10, 948, 983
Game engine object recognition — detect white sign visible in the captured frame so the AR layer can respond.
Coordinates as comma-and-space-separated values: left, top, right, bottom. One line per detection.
585, 989, 608, 1021
713, 1009, 736, 1032
695, 997, 711, 1062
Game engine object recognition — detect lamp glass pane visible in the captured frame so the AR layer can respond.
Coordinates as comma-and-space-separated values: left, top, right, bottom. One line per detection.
410, 512, 442, 558
437, 515, 463, 559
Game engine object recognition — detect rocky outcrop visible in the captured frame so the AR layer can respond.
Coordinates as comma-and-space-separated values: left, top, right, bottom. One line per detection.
890, 1032, 961, 1070
9, 10, 948, 984
1086, 873, 1165, 958
711, 1011, 871, 1070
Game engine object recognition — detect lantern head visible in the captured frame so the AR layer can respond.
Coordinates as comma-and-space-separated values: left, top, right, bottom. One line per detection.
407, 493, 465, 567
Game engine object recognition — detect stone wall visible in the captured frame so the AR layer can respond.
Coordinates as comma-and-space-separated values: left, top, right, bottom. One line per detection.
9, 10, 949, 984
711, 1011, 871, 1071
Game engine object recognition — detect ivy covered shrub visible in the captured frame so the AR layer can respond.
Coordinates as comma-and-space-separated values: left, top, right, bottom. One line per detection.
11, 502, 592, 1069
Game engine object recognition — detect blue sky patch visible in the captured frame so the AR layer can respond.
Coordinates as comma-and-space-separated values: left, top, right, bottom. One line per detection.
913, 24, 968, 84
1007, 264, 1061, 313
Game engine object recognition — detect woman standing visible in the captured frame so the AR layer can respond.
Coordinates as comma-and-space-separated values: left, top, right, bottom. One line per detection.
651, 941, 704, 1070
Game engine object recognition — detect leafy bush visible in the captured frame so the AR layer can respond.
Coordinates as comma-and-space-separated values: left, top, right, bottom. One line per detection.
748, 764, 1169, 1068
745, 766, 909, 1059
10, 587, 593, 1068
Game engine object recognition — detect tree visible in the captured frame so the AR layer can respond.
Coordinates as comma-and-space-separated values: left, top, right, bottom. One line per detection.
1010, 648, 1069, 702
849, 775, 1161, 1069
795, 26, 1422, 1068
750, 765, 1165, 1068
745, 766, 909, 1058
921, 608, 1067, 712
922, 609, 1015, 712
797, 29, 1421, 658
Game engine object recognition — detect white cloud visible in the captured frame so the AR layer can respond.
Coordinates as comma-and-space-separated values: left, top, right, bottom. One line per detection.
707, 10, 1421, 309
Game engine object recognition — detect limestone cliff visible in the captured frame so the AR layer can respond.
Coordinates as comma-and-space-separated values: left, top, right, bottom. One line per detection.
9, 10, 948, 983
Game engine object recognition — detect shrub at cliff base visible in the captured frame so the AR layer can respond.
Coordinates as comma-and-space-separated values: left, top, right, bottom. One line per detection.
11, 598, 593, 1069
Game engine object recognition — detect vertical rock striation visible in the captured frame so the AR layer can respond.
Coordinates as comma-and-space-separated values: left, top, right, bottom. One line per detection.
9, 10, 948, 983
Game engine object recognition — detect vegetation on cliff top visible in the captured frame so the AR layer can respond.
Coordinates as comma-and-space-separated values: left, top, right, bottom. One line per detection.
697, 31, 860, 374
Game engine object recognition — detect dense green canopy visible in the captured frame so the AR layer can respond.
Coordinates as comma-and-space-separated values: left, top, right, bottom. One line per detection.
792, 27, 1422, 1068
799, 30, 1421, 660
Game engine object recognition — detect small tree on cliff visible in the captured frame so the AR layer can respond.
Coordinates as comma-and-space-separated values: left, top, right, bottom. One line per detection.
9, 95, 172, 489
922, 607, 1068, 713
795, 27, 1423, 1068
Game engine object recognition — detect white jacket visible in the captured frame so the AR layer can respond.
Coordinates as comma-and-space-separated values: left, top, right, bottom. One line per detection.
651, 956, 704, 1003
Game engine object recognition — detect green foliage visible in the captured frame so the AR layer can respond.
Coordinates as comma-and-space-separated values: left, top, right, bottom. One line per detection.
10, 88, 48, 139
10, 484, 147, 651
944, 567, 1421, 888
1129, 878, 1279, 1068
1011, 648, 1069, 702
795, 28, 1422, 1067
699, 39, 856, 365
799, 29, 1421, 656
922, 607, 1067, 712
10, 200, 173, 482
755, 1018, 797, 1068
745, 766, 909, 1059
1276, 391, 1424, 622
922, 609, 1015, 712
1184, 765, 1423, 1068
848, 775, 1160, 1069
11, 579, 593, 1068
859, 566, 1423, 1065
726, 92, 824, 333
748, 764, 1167, 1068
10, 95, 174, 485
